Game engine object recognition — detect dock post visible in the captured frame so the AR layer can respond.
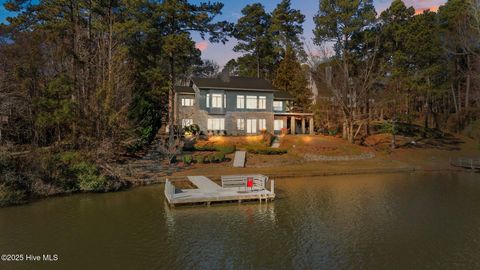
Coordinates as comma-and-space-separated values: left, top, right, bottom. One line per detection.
271, 180, 275, 194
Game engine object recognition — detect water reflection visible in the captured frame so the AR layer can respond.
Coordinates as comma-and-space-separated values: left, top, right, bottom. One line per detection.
1, 172, 480, 270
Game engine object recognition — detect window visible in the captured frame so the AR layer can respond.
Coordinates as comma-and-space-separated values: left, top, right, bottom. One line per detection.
273, 101, 283, 111
182, 119, 193, 127
258, 96, 266, 109
236, 95, 245, 109
246, 96, 257, 109
206, 94, 210, 108
212, 94, 223, 108
259, 119, 266, 131
246, 119, 257, 134
237, 119, 245, 130
274, 119, 284, 131
207, 118, 225, 130
181, 98, 194, 106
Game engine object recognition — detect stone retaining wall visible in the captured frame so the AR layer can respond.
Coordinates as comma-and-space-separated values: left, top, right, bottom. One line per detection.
303, 152, 375, 162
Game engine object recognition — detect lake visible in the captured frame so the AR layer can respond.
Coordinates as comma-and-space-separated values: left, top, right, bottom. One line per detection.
1, 172, 480, 269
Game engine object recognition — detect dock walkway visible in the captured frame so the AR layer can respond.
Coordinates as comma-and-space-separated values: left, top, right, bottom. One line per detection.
165, 175, 275, 206
188, 176, 221, 191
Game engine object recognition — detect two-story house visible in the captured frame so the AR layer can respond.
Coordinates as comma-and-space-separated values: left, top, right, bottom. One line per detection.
174, 76, 314, 135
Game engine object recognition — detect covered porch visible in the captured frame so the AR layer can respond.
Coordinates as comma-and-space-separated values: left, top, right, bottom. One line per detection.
274, 112, 314, 135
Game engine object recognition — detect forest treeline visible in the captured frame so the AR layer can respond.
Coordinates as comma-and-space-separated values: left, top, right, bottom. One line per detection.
311, 0, 480, 143
0, 0, 479, 205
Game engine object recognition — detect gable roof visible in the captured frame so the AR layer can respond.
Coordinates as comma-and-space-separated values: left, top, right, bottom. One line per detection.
174, 86, 195, 94
274, 90, 293, 100
192, 77, 276, 91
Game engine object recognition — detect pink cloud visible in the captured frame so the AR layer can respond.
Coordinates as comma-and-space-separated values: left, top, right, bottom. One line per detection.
415, 5, 440, 15
195, 41, 209, 52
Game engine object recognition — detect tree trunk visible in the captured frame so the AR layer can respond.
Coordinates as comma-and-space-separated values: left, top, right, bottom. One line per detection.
451, 83, 458, 114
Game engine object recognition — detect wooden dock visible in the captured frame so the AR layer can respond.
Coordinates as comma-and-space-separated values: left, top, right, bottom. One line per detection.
451, 158, 480, 170
164, 175, 275, 206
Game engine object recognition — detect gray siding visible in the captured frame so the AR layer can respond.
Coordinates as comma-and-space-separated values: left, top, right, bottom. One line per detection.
177, 87, 288, 135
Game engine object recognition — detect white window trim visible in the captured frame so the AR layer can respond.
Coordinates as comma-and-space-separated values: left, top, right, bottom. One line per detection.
237, 95, 245, 109
259, 119, 266, 131
246, 96, 257, 109
274, 119, 284, 131
206, 94, 210, 108
258, 96, 266, 109
246, 119, 257, 134
181, 98, 194, 107
237, 119, 245, 130
273, 101, 283, 111
207, 118, 225, 130
212, 94, 223, 108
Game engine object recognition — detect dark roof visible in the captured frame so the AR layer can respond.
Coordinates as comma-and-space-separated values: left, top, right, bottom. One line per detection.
174, 86, 195, 94
274, 90, 293, 100
192, 77, 276, 91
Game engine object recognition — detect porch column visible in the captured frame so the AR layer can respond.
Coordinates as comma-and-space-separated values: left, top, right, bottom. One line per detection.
290, 117, 296, 134
301, 118, 306, 134
309, 118, 314, 135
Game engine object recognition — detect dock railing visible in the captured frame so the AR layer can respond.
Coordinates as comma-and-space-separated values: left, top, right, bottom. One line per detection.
450, 158, 480, 170
165, 179, 175, 200
221, 174, 268, 190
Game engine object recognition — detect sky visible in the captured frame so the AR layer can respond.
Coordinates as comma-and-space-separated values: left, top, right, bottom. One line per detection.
0, 0, 447, 67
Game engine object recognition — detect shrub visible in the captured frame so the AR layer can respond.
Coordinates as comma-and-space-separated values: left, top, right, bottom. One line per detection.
194, 143, 236, 154
261, 130, 275, 146
0, 151, 10, 174
203, 155, 211, 163
73, 162, 107, 192
328, 129, 338, 136
184, 124, 200, 135
194, 144, 216, 151
247, 147, 287, 155
212, 153, 225, 163
182, 155, 193, 165
215, 144, 236, 154
0, 183, 26, 207
195, 155, 205, 164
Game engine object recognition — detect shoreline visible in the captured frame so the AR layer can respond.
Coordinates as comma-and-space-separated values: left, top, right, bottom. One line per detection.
0, 162, 474, 208
129, 165, 471, 184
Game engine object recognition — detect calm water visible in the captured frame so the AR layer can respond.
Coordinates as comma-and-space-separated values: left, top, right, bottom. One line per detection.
1, 172, 480, 270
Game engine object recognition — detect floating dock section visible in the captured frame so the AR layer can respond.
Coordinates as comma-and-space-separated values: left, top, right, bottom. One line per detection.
164, 174, 275, 206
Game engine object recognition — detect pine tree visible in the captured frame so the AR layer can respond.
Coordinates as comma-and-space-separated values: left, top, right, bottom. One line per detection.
270, 0, 306, 58
158, 0, 231, 137
233, 3, 274, 79
273, 46, 312, 112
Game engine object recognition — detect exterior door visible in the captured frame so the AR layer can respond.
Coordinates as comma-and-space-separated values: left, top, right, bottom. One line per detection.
246, 119, 257, 134
274, 119, 283, 131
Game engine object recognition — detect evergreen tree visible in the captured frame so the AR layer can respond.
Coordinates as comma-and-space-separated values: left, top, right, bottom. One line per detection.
221, 59, 240, 76
233, 3, 275, 79
270, 0, 306, 58
157, 0, 231, 138
273, 46, 312, 112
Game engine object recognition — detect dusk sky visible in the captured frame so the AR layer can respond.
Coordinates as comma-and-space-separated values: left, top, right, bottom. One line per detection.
1, 0, 446, 66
